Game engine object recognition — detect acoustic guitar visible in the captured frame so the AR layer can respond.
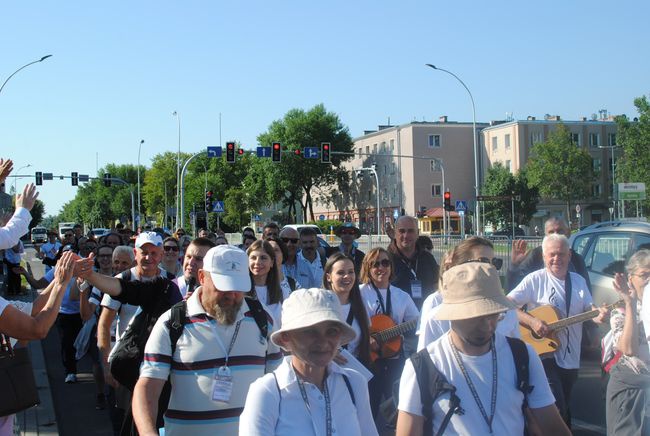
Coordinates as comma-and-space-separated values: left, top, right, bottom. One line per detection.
369, 314, 418, 363
520, 300, 622, 356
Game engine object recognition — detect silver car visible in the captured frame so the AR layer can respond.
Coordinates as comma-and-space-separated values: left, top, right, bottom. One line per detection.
570, 220, 650, 309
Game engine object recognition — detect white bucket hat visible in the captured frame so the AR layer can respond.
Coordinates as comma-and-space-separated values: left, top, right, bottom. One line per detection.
270, 288, 357, 350
201, 245, 251, 292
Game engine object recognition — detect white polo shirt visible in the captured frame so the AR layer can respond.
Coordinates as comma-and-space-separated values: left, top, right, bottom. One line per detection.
239, 356, 378, 436
140, 287, 282, 436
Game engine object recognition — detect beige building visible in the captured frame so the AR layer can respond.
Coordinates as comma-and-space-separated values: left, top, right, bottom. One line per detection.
481, 114, 620, 228
312, 117, 488, 234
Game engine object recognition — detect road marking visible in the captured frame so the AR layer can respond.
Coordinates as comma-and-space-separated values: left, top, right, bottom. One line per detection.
572, 419, 606, 435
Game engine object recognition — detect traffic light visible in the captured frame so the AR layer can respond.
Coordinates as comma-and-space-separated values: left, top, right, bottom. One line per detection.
104, 173, 111, 187
35, 171, 43, 186
321, 142, 331, 163
205, 190, 213, 211
272, 142, 282, 162
71, 172, 78, 186
444, 191, 454, 211
238, 148, 244, 156
294, 148, 302, 157
226, 142, 235, 163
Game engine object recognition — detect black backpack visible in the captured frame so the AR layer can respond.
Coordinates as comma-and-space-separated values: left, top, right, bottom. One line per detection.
381, 336, 533, 436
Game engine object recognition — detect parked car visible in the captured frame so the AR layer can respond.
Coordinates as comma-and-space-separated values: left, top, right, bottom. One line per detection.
492, 226, 525, 238
569, 220, 650, 310
30, 226, 48, 244
90, 228, 110, 239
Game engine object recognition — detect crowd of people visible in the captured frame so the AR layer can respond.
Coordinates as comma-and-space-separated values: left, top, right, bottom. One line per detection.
1, 156, 649, 435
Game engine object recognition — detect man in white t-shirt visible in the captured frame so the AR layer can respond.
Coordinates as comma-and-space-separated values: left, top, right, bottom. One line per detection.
397, 262, 570, 436
508, 233, 608, 427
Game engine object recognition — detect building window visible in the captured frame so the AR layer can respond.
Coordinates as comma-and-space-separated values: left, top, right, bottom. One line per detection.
390, 139, 395, 151
589, 133, 600, 148
530, 131, 543, 146
592, 158, 601, 174
505, 160, 511, 171
492, 137, 498, 152
571, 133, 581, 146
432, 184, 442, 197
428, 134, 441, 148
373, 143, 377, 154
608, 133, 617, 146
381, 141, 386, 152
365, 145, 370, 155
391, 162, 396, 174
592, 184, 601, 198
505, 134, 511, 150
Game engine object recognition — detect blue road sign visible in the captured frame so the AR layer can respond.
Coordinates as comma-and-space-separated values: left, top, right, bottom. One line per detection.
319, 214, 325, 221
455, 200, 468, 212
212, 200, 225, 213
79, 174, 89, 182
256, 147, 271, 158
254, 215, 262, 221
304, 147, 319, 159
207, 146, 222, 158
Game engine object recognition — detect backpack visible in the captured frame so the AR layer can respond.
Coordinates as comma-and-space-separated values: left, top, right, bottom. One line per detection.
380, 336, 532, 436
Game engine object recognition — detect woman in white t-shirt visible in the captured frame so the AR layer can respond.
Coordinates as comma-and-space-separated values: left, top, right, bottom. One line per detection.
323, 253, 371, 368
417, 237, 519, 351
605, 249, 650, 435
359, 247, 419, 415
247, 240, 288, 327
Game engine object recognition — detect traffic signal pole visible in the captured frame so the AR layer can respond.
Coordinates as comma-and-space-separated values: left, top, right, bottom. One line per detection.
179, 151, 203, 229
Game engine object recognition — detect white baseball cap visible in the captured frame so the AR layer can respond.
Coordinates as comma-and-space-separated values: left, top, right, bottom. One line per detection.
202, 245, 251, 292
135, 231, 163, 249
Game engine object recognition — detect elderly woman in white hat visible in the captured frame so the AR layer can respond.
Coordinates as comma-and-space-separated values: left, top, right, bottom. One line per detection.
239, 288, 378, 436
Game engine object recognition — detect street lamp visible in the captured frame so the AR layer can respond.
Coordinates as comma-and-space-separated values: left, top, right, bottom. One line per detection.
13, 164, 32, 193
137, 139, 145, 228
0, 55, 52, 96
172, 111, 181, 230
598, 144, 621, 220
425, 63, 480, 234
355, 165, 380, 238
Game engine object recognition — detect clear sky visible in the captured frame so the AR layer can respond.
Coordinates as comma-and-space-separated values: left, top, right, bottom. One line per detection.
2, 1, 648, 216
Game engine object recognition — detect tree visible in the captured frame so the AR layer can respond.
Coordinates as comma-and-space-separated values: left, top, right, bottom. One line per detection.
257, 104, 354, 223
481, 163, 539, 228
527, 124, 592, 221
615, 95, 650, 213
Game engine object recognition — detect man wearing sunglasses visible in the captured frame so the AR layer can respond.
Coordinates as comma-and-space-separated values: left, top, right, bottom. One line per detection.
279, 226, 316, 288
327, 223, 365, 275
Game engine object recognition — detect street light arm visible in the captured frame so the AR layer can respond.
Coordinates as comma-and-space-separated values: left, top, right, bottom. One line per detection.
0, 55, 53, 95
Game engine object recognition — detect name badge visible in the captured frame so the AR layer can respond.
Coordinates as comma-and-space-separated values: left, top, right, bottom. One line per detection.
212, 367, 233, 403
410, 280, 423, 299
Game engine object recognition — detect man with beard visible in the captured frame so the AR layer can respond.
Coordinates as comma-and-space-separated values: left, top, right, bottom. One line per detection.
131, 245, 282, 436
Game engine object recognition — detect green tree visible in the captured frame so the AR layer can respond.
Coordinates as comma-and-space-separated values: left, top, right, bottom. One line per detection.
527, 124, 592, 221
481, 163, 539, 228
615, 95, 650, 213
257, 104, 354, 223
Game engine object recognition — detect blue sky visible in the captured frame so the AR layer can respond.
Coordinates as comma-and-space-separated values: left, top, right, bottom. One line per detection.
2, 1, 648, 216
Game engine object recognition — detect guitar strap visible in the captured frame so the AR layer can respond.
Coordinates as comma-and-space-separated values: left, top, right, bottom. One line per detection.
371, 282, 392, 317
564, 272, 573, 357
341, 306, 355, 350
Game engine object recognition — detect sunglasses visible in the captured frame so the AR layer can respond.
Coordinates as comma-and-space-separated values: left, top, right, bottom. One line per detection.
464, 257, 503, 271
281, 237, 299, 244
372, 259, 392, 268
340, 229, 357, 235
164, 246, 180, 252
64, 233, 74, 237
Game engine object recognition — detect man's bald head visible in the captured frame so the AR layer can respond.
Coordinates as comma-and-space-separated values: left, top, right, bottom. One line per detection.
544, 217, 570, 238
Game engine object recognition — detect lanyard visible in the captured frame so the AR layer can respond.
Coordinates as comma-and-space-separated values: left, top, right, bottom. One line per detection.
395, 245, 419, 279
370, 282, 392, 316
449, 335, 498, 434
210, 319, 242, 368
295, 367, 332, 436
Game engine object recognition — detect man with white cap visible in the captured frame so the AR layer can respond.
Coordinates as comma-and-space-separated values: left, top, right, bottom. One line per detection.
240, 287, 377, 436
126, 245, 282, 436
396, 263, 570, 436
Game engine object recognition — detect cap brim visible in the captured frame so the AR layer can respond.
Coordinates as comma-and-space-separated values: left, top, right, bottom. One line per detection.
210, 272, 251, 292
434, 295, 515, 321
271, 317, 357, 350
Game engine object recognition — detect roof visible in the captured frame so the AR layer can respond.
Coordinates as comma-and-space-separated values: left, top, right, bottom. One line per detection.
422, 207, 461, 218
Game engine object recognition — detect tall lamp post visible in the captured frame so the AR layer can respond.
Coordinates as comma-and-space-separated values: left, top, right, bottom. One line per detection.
425, 64, 480, 234
0, 55, 52, 96
13, 164, 32, 193
137, 139, 145, 228
172, 111, 181, 230
598, 144, 621, 220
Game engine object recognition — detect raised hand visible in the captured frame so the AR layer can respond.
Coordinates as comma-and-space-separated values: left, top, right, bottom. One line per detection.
0, 159, 13, 184
16, 183, 39, 211
613, 272, 635, 302
511, 239, 529, 266
55, 251, 77, 284
74, 253, 95, 279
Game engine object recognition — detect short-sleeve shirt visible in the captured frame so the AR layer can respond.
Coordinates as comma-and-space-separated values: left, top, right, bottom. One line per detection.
508, 269, 593, 369
398, 333, 555, 435
642, 283, 650, 344
359, 283, 419, 324
44, 267, 78, 315
140, 288, 282, 436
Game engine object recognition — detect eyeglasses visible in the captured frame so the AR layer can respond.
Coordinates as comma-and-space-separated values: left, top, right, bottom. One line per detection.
372, 259, 392, 268
164, 246, 180, 252
632, 272, 650, 281
464, 257, 503, 271
340, 229, 357, 235
281, 237, 299, 244
64, 233, 74, 238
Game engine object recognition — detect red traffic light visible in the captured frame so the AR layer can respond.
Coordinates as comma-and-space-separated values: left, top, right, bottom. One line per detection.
294, 149, 301, 156
227, 143, 234, 150
273, 143, 280, 150
444, 192, 450, 200
238, 149, 244, 155
323, 144, 329, 150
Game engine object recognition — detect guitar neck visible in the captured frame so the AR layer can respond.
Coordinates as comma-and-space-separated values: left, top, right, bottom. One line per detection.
548, 300, 621, 332
372, 318, 418, 343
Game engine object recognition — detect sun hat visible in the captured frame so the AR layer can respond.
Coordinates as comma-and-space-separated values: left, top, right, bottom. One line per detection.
334, 222, 361, 238
201, 245, 251, 292
434, 262, 515, 321
270, 288, 357, 350
134, 231, 163, 249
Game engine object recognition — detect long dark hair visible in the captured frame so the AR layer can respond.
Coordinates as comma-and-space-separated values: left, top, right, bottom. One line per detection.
247, 239, 283, 305
323, 252, 371, 367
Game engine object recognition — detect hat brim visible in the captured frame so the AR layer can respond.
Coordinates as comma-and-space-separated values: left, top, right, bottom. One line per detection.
335, 227, 361, 238
271, 316, 357, 351
434, 294, 515, 321
210, 272, 251, 293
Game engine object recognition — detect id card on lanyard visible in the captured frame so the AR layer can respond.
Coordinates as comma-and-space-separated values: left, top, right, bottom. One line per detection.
410, 279, 423, 299
211, 319, 242, 404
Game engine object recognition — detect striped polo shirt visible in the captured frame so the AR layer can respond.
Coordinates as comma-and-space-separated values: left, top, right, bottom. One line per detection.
141, 287, 282, 436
